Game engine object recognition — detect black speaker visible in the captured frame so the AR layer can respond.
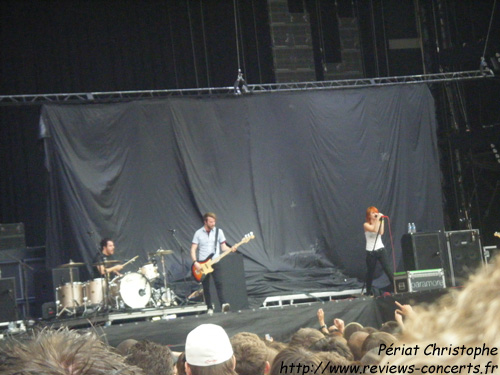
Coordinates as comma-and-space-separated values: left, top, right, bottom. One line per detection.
0, 278, 18, 322
401, 231, 447, 270
207, 252, 249, 312
0, 223, 25, 250
446, 229, 484, 286
42, 301, 57, 320
0, 261, 23, 300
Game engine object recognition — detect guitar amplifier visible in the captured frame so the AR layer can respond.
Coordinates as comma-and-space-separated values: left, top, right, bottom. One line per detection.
394, 268, 446, 294
0, 223, 26, 251
0, 277, 18, 322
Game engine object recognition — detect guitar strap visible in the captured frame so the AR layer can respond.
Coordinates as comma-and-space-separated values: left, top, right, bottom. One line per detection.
214, 227, 219, 257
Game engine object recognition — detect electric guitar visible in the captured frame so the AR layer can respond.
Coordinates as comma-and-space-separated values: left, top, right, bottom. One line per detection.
191, 232, 255, 282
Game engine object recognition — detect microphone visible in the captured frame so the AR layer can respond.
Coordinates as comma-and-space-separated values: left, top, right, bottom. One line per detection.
167, 229, 176, 233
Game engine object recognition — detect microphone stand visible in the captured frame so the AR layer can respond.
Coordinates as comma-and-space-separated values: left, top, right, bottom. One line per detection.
169, 230, 188, 285
169, 230, 189, 304
373, 216, 384, 252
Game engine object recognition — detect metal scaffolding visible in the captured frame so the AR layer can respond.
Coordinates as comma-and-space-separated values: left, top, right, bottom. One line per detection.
0, 70, 494, 106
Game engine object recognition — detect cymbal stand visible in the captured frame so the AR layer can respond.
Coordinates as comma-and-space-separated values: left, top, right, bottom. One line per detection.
170, 230, 189, 285
158, 251, 177, 306
101, 263, 112, 312
57, 264, 77, 317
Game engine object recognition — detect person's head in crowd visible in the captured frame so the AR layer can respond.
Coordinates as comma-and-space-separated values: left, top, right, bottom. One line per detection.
360, 348, 383, 365
343, 322, 363, 341
184, 324, 236, 375
231, 332, 275, 375
116, 338, 139, 356
360, 331, 398, 359
176, 352, 187, 375
125, 339, 175, 375
360, 326, 377, 335
382, 257, 500, 368
308, 335, 353, 361
379, 320, 401, 336
288, 327, 325, 348
315, 351, 352, 368
262, 337, 287, 353
347, 331, 369, 361
0, 327, 144, 375
270, 346, 322, 375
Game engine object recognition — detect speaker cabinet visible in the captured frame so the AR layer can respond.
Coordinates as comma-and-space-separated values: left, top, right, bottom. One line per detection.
0, 278, 18, 322
207, 252, 248, 312
401, 231, 448, 271
0, 223, 25, 250
446, 229, 484, 286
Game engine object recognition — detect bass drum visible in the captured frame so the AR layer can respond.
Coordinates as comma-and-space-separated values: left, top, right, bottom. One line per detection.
109, 272, 151, 309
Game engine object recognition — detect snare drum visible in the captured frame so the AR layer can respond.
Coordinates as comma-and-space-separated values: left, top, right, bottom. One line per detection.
140, 263, 159, 280
56, 282, 83, 308
84, 278, 107, 305
109, 272, 151, 309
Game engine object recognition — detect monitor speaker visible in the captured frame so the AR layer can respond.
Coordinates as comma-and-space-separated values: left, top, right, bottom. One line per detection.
207, 252, 248, 312
401, 231, 447, 270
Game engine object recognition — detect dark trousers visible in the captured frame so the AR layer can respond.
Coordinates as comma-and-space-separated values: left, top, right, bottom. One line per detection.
201, 263, 226, 308
365, 248, 394, 294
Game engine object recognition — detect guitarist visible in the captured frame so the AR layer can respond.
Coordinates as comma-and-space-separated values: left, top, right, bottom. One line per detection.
191, 212, 236, 314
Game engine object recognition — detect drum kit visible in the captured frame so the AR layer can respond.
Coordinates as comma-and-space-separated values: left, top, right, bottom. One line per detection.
55, 249, 178, 316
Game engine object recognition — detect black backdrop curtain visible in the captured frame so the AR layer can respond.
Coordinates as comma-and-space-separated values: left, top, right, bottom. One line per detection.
0, 106, 46, 246
40, 84, 444, 296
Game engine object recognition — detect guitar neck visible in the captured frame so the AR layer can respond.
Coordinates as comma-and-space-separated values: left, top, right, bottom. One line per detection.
215, 235, 254, 262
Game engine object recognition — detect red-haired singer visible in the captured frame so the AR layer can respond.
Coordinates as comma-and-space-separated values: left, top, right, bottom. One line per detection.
363, 206, 393, 295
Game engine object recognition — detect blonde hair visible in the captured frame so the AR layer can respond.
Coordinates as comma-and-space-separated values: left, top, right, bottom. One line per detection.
382, 258, 500, 369
0, 327, 143, 375
203, 212, 217, 222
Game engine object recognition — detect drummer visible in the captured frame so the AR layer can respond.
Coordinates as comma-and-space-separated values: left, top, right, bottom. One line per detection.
93, 238, 124, 278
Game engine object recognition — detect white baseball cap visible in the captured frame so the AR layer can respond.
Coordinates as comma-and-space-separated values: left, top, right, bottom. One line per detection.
185, 324, 233, 366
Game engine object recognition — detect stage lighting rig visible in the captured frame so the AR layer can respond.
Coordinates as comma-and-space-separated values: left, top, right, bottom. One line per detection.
234, 69, 250, 95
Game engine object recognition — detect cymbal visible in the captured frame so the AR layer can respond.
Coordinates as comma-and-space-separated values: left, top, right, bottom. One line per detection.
92, 259, 121, 266
59, 261, 85, 268
150, 249, 173, 256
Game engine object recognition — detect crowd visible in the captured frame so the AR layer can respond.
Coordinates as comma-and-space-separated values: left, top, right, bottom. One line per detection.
1, 256, 500, 374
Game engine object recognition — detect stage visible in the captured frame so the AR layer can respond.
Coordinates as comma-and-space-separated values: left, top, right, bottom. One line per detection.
26, 288, 449, 351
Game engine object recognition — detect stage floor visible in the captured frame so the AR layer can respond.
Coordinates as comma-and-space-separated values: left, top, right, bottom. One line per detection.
74, 288, 448, 351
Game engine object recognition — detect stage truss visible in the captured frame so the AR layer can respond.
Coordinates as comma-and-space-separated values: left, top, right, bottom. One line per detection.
0, 70, 494, 106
